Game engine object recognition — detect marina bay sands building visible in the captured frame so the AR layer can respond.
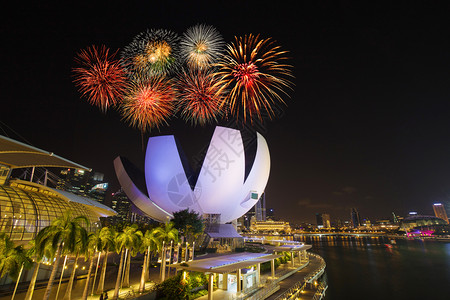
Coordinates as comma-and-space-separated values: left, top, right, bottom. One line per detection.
0, 135, 116, 243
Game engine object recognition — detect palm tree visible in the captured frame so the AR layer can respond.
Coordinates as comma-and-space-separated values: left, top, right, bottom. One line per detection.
154, 221, 178, 246
96, 226, 115, 294
153, 222, 178, 282
0, 233, 32, 299
81, 232, 99, 300
63, 229, 89, 300
123, 226, 142, 288
112, 225, 142, 300
35, 210, 89, 300
24, 240, 55, 300
139, 229, 160, 293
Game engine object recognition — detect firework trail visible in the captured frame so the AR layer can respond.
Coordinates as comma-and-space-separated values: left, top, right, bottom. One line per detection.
121, 29, 181, 78
214, 34, 294, 122
180, 24, 225, 70
121, 76, 175, 132
72, 45, 127, 112
175, 69, 224, 126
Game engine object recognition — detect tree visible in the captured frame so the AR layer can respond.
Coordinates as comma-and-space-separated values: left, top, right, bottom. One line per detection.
0, 233, 32, 299
154, 222, 179, 245
154, 222, 178, 282
139, 229, 160, 292
112, 224, 142, 300
81, 232, 99, 300
63, 228, 89, 300
24, 240, 55, 300
172, 209, 204, 245
35, 210, 89, 300
96, 226, 116, 294
0, 233, 31, 280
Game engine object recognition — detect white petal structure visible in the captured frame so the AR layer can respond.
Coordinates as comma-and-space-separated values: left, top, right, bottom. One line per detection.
114, 126, 270, 223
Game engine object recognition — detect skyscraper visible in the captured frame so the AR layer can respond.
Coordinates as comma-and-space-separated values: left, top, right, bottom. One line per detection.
254, 193, 266, 221
316, 213, 331, 229
433, 203, 449, 224
56, 169, 108, 203
351, 208, 361, 228
111, 188, 131, 222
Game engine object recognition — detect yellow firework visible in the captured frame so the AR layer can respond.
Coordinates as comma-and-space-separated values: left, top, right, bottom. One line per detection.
214, 34, 294, 122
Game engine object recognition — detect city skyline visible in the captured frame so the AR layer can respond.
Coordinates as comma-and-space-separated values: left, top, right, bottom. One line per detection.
3, 2, 450, 224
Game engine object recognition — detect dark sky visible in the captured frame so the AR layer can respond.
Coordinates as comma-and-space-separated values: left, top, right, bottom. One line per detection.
2, 2, 450, 224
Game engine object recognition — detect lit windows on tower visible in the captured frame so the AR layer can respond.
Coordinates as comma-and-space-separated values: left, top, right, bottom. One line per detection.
433, 203, 449, 224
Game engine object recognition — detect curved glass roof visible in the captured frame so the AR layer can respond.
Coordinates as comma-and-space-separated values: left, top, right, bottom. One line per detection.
0, 181, 115, 242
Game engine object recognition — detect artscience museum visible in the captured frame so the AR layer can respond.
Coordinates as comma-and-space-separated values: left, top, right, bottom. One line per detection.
114, 126, 270, 226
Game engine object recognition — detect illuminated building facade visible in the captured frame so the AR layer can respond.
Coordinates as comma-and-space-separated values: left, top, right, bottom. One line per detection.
433, 203, 449, 224
250, 219, 291, 233
400, 215, 450, 236
351, 208, 361, 228
111, 188, 131, 221
57, 168, 109, 203
115, 126, 270, 224
0, 135, 116, 243
316, 213, 331, 229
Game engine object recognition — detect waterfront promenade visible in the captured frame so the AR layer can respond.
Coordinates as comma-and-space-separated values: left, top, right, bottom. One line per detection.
0, 251, 326, 300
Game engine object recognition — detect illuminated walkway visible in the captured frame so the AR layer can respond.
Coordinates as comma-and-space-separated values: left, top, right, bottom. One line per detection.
195, 254, 324, 300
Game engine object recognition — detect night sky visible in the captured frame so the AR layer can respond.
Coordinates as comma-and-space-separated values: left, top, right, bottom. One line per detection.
3, 2, 450, 224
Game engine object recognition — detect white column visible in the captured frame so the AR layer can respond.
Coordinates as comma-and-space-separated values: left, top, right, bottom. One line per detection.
208, 273, 214, 300
256, 263, 261, 285
223, 273, 228, 290
237, 269, 242, 292
291, 251, 294, 267
271, 259, 275, 279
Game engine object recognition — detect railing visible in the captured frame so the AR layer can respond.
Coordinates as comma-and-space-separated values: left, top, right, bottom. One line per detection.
304, 253, 326, 284
243, 281, 280, 300
312, 282, 327, 300
273, 280, 307, 300
271, 253, 327, 300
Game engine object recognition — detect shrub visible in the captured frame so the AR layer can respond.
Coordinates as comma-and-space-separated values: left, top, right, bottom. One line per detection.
156, 273, 188, 300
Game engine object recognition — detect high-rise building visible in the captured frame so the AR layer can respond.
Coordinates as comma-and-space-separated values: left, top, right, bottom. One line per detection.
322, 213, 331, 228
111, 188, 131, 221
351, 208, 361, 228
433, 203, 449, 224
254, 193, 266, 221
316, 213, 331, 229
56, 169, 108, 203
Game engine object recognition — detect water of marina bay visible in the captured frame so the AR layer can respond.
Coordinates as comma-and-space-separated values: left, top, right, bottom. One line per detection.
294, 235, 450, 300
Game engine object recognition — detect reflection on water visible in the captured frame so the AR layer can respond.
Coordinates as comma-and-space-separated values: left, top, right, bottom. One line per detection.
294, 235, 450, 300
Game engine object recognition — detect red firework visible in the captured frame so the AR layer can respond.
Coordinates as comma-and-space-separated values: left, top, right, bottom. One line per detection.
121, 76, 175, 132
73, 45, 127, 112
214, 34, 294, 122
175, 69, 224, 126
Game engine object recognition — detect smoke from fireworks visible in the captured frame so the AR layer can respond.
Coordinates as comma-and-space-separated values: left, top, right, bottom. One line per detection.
180, 24, 225, 69
175, 69, 224, 126
121, 29, 181, 78
72, 45, 127, 112
214, 34, 294, 122
121, 76, 175, 132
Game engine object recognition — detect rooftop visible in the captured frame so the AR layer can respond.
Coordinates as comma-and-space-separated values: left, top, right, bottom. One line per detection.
0, 135, 90, 171
169, 252, 282, 274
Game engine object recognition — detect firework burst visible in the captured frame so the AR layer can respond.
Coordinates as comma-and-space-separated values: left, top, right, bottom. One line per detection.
72, 45, 127, 112
121, 76, 175, 132
175, 69, 224, 126
121, 29, 181, 78
214, 34, 294, 122
180, 24, 225, 70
